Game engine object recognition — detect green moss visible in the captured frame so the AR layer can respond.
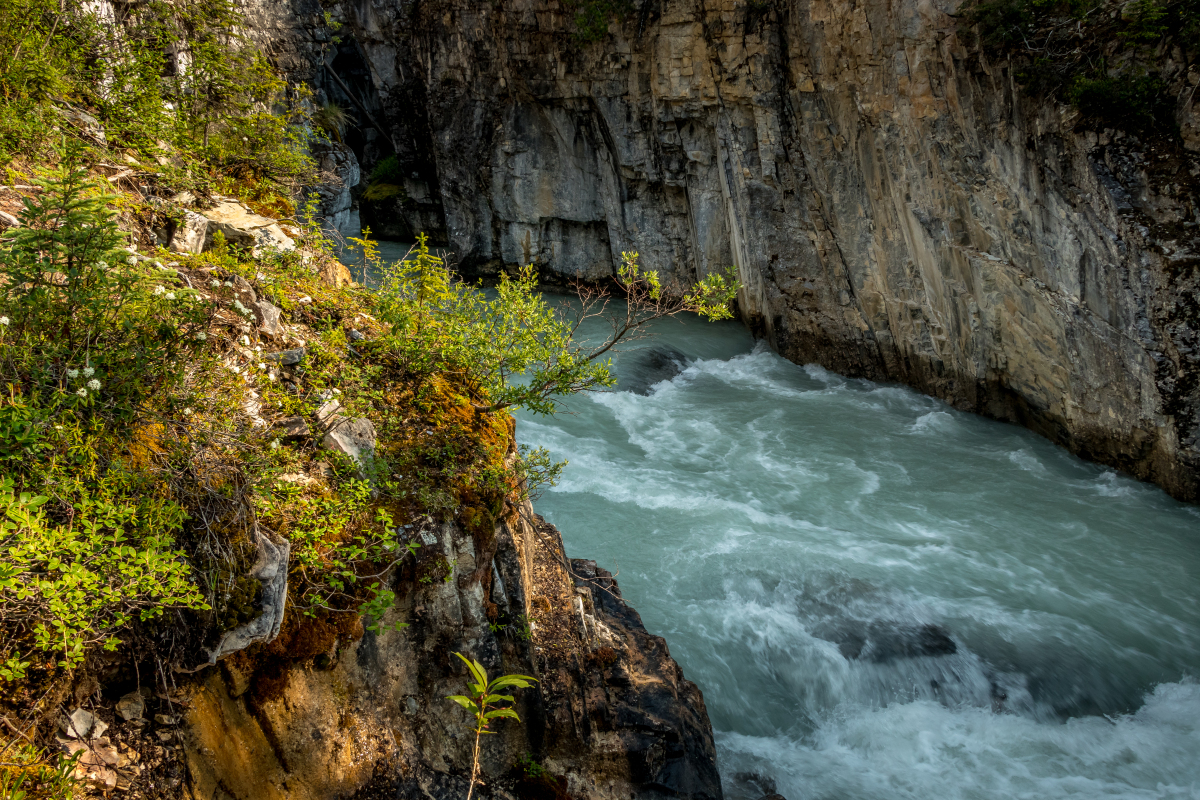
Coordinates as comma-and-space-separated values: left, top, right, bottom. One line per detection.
369, 155, 403, 184
564, 0, 633, 42
363, 182, 406, 203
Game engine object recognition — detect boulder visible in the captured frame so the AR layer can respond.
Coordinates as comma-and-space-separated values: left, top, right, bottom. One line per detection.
202, 202, 295, 257
116, 691, 145, 722
60, 107, 106, 146
620, 346, 689, 395
169, 209, 209, 254
65, 708, 96, 739
322, 417, 377, 478
273, 416, 309, 440
317, 257, 353, 288
315, 397, 341, 426
266, 348, 305, 367
830, 622, 958, 663
254, 299, 283, 338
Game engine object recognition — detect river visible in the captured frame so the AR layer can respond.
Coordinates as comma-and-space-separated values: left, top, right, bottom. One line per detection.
514, 308, 1200, 800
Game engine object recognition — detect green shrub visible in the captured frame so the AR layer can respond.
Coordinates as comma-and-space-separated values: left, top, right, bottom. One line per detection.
0, 0, 315, 188
447, 653, 537, 800
0, 476, 208, 681
0, 741, 80, 800
964, 0, 1036, 47
1120, 0, 1170, 42
368, 235, 736, 417
369, 155, 404, 184
0, 161, 218, 681
564, 0, 633, 42
961, 0, 1195, 136
1067, 72, 1174, 131
0, 160, 211, 419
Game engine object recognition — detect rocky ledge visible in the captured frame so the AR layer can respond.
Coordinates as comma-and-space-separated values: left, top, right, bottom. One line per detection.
169, 503, 721, 800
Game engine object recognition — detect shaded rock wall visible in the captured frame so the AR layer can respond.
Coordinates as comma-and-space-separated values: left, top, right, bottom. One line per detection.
180, 507, 721, 800
251, 0, 1200, 500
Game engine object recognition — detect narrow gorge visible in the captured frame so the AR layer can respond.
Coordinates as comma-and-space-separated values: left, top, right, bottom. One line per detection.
249, 0, 1200, 501
1, 0, 1198, 798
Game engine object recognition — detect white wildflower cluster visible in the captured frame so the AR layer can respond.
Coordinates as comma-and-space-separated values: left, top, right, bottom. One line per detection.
65, 366, 101, 397
184, 407, 194, 416
196, 331, 208, 341
210, 279, 221, 288
96, 261, 108, 271
0, 316, 8, 326
154, 285, 166, 296
127, 255, 138, 266
165, 292, 176, 300
233, 299, 252, 318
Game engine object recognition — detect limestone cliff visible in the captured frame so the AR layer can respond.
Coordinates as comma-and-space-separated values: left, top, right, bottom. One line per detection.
181, 507, 721, 800
244, 0, 1200, 501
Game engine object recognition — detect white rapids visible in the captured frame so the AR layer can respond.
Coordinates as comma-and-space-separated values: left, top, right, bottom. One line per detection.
515, 309, 1200, 800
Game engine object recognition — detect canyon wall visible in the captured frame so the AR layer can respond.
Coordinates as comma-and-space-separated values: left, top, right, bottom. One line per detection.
247, 0, 1200, 499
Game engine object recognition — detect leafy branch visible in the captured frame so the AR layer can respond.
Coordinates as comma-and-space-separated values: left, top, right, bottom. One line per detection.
446, 652, 537, 800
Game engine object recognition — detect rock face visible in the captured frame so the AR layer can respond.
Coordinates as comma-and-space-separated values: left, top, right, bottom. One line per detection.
309, 141, 362, 236
203, 201, 296, 256
240, 0, 1200, 500
180, 506, 721, 800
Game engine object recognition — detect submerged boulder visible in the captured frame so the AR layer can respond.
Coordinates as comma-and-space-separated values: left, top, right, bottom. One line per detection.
830, 622, 958, 663
620, 345, 689, 395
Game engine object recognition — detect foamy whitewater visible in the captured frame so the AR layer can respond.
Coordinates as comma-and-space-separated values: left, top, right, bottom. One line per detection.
515, 309, 1200, 800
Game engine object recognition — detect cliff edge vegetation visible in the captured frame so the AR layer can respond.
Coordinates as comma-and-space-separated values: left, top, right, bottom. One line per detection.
0, 5, 737, 794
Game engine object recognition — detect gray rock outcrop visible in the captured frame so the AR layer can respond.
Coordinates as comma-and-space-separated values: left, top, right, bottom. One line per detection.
309, 140, 362, 237
321, 416, 378, 477
181, 508, 721, 800
168, 209, 209, 254
204, 528, 291, 663
202, 201, 296, 256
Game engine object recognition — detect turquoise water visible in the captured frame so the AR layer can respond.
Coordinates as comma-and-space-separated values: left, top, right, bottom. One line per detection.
515, 310, 1200, 800
335, 225, 414, 287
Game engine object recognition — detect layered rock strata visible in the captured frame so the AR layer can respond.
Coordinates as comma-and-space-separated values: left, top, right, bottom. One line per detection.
243, 0, 1200, 500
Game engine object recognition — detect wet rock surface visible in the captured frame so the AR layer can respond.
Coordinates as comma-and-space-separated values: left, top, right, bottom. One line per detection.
827, 622, 958, 663
620, 346, 690, 396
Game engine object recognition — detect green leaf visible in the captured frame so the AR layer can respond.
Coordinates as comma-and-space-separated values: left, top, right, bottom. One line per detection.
489, 674, 538, 690
454, 651, 489, 689
483, 694, 515, 705
483, 708, 521, 722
